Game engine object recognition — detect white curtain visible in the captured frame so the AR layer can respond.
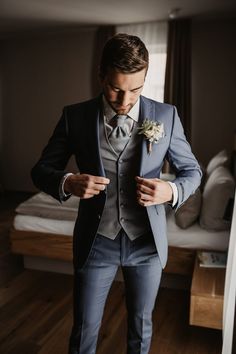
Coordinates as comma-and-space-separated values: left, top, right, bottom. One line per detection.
116, 21, 167, 53
116, 22, 167, 102
222, 189, 236, 353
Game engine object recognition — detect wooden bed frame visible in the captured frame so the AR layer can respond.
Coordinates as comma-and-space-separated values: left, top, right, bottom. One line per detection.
10, 228, 196, 275
12, 151, 236, 277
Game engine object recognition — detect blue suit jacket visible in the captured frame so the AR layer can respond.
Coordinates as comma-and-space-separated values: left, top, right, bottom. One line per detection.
31, 95, 202, 269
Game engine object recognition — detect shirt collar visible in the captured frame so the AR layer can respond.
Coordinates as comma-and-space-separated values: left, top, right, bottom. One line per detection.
102, 95, 140, 123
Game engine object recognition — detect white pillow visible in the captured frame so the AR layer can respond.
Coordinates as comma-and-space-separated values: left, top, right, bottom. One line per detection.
16, 192, 79, 220
206, 149, 230, 177
200, 166, 235, 231
175, 188, 202, 229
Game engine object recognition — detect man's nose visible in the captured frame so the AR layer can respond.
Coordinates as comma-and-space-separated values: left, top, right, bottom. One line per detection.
119, 92, 130, 106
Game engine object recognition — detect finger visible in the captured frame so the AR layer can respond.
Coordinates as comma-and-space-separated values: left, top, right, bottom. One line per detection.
72, 185, 101, 197
137, 198, 154, 207
93, 184, 107, 191
136, 176, 161, 182
137, 192, 153, 202
80, 189, 101, 198
86, 182, 106, 191
77, 174, 110, 185
137, 185, 158, 199
85, 188, 101, 195
137, 199, 145, 206
136, 176, 159, 189
136, 184, 153, 194
78, 178, 107, 192
91, 176, 110, 185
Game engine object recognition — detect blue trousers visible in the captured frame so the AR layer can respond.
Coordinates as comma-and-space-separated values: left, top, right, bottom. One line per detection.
69, 229, 162, 354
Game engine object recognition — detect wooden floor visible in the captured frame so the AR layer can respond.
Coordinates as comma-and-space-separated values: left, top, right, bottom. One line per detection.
0, 192, 223, 354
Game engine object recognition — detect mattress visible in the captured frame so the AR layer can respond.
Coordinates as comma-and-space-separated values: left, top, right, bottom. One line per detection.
16, 192, 79, 221
13, 212, 229, 251
14, 214, 74, 236
166, 212, 229, 251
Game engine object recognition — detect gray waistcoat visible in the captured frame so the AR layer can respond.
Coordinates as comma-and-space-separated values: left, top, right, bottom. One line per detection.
97, 114, 151, 240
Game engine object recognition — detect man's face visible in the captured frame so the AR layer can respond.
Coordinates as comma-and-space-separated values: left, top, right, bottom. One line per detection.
101, 68, 146, 115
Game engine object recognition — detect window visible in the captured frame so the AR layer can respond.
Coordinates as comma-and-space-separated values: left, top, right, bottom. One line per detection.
116, 21, 167, 103
142, 50, 167, 102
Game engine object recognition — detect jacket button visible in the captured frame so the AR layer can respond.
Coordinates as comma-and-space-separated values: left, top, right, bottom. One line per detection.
98, 214, 101, 219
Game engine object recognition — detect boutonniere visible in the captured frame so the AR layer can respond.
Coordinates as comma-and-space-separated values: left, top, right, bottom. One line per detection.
138, 119, 165, 154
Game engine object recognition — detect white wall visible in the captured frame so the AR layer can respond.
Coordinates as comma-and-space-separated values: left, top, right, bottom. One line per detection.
1, 27, 96, 191
191, 18, 236, 166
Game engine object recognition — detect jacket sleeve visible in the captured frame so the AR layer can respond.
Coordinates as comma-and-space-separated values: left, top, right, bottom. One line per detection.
31, 107, 73, 202
166, 106, 202, 210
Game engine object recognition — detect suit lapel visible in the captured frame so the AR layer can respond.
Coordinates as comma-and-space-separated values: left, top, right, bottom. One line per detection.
86, 95, 106, 177
139, 96, 154, 177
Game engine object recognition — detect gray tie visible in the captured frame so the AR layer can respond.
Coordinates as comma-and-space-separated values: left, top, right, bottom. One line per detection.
108, 115, 131, 153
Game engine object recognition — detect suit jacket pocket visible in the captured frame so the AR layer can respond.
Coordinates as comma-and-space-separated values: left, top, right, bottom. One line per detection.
154, 203, 166, 217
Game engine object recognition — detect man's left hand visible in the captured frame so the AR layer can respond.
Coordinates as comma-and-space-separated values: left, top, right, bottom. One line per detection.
135, 176, 173, 207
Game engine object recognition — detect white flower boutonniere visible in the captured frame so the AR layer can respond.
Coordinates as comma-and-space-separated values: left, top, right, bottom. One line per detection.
138, 119, 165, 154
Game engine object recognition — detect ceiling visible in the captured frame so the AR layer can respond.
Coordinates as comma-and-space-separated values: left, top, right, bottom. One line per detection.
0, 0, 236, 35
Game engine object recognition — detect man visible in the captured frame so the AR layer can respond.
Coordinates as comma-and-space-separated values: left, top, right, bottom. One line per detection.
31, 33, 202, 354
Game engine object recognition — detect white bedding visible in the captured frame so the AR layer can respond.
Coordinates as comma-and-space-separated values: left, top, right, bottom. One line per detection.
14, 212, 229, 251
166, 212, 229, 250
16, 192, 79, 221
14, 214, 75, 236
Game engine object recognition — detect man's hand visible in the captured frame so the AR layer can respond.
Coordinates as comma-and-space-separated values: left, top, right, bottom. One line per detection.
135, 176, 173, 207
64, 174, 110, 199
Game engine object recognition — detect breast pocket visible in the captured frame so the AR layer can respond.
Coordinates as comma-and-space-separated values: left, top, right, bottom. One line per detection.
150, 137, 168, 156
156, 136, 168, 145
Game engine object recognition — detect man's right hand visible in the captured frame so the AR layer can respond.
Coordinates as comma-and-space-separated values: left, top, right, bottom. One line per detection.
64, 174, 110, 199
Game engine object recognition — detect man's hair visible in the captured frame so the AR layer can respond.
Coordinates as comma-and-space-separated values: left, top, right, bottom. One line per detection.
99, 33, 149, 79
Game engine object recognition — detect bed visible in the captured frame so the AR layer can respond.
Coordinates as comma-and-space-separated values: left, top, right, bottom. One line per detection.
10, 185, 231, 276
10, 149, 235, 276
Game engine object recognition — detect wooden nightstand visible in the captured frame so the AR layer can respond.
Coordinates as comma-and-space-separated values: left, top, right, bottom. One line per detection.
190, 255, 225, 330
